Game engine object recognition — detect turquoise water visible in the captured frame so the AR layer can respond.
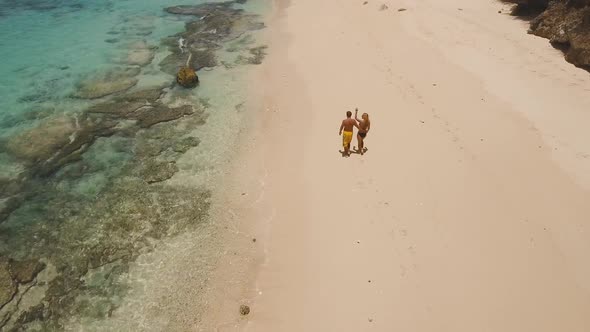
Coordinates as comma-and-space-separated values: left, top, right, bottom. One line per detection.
0, 0, 269, 329
0, 0, 191, 129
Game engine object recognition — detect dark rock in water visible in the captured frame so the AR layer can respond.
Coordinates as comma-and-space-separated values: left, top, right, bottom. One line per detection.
165, 1, 237, 16
105, 38, 119, 43
161, 1, 264, 76
0, 259, 16, 309
87, 100, 147, 117
15, 303, 45, 326
159, 52, 191, 76
191, 49, 218, 70
135, 139, 167, 157
135, 30, 153, 36
119, 87, 165, 102
135, 104, 194, 128
0, 178, 24, 199
9, 259, 45, 284
176, 67, 199, 87
160, 49, 217, 75
139, 161, 179, 183
172, 136, 201, 153
72, 67, 141, 99
236, 45, 267, 65
0, 196, 25, 224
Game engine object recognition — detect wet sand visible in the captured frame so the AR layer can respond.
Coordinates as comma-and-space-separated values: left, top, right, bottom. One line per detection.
203, 0, 590, 331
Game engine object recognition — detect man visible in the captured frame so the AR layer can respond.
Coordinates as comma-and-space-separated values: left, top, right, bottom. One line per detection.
339, 110, 358, 157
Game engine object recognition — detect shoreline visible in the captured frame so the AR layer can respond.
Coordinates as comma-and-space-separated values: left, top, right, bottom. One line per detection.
0, 0, 274, 330
204, 0, 590, 330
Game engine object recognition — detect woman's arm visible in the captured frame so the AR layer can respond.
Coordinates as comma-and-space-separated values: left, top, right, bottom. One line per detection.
354, 108, 361, 122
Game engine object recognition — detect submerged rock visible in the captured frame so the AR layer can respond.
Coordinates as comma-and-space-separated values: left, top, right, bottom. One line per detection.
235, 45, 267, 65
165, 1, 238, 16
4, 115, 76, 164
73, 67, 141, 99
87, 100, 147, 117
4, 113, 118, 177
161, 1, 264, 76
10, 259, 45, 284
0, 196, 24, 224
139, 161, 179, 183
126, 49, 155, 66
0, 259, 16, 309
122, 41, 157, 67
172, 136, 201, 153
176, 67, 199, 87
119, 87, 165, 102
135, 104, 194, 128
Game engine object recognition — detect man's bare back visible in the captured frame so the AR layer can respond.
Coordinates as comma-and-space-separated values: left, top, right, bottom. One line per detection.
339, 111, 358, 157
341, 118, 356, 132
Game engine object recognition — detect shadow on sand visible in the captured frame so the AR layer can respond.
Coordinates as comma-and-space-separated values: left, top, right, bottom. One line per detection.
339, 146, 368, 157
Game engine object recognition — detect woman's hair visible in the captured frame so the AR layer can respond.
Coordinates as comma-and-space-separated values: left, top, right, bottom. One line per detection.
362, 113, 369, 123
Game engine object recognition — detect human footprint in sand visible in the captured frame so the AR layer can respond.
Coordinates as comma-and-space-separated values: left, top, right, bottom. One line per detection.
339, 110, 358, 157
354, 108, 370, 155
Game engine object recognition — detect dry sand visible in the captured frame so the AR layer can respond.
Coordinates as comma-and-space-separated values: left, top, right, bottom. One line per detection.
202, 0, 590, 331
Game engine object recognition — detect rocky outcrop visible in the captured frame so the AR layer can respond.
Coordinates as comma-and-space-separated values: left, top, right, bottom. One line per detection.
176, 67, 199, 87
506, 0, 590, 69
160, 1, 265, 76
530, 0, 590, 68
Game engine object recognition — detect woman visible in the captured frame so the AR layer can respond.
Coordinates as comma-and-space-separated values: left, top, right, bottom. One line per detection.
354, 108, 370, 155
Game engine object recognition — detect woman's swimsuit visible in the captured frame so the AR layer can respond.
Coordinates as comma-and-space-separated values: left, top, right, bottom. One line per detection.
358, 131, 367, 138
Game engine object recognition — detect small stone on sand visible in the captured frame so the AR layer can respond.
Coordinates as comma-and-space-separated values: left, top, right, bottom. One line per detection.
240, 305, 250, 315
398, 8, 407, 12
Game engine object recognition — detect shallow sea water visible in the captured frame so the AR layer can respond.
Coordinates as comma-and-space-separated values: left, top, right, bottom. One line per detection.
0, 0, 270, 330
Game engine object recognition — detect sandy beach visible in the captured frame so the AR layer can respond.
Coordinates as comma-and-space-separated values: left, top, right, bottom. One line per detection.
199, 0, 590, 331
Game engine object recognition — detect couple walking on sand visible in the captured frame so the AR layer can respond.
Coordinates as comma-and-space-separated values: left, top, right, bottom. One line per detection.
339, 108, 370, 157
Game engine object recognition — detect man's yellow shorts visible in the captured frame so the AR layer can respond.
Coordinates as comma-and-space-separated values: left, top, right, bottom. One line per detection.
342, 131, 353, 149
